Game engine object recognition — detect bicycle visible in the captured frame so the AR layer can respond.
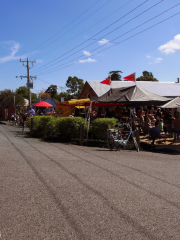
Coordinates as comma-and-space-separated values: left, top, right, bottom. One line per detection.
106, 123, 139, 152
13, 114, 20, 126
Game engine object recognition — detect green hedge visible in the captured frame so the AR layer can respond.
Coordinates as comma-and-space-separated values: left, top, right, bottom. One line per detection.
28, 116, 118, 142
28, 116, 87, 141
55, 117, 87, 141
91, 118, 118, 140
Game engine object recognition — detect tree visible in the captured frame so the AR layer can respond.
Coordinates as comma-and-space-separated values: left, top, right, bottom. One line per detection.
16, 86, 37, 100
0, 89, 14, 109
45, 85, 57, 99
54, 92, 72, 102
66, 76, 84, 98
38, 91, 51, 100
108, 71, 123, 81
0, 89, 25, 109
136, 71, 159, 82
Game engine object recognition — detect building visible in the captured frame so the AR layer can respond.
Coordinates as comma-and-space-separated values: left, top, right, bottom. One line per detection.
79, 81, 180, 100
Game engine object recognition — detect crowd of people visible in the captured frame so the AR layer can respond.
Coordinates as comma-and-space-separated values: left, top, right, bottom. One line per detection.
88, 105, 180, 143
11, 107, 58, 125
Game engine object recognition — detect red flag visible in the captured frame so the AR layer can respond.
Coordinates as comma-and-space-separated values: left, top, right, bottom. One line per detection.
100, 78, 111, 85
123, 73, 135, 81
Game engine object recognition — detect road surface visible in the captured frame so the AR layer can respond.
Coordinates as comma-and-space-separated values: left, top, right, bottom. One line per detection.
0, 123, 180, 240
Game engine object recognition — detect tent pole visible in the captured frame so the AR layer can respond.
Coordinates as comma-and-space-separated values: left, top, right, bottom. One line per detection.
86, 101, 92, 143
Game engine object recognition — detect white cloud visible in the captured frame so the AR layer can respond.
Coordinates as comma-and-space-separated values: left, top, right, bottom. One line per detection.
0, 41, 37, 64
154, 57, 163, 63
98, 39, 110, 45
148, 57, 163, 64
36, 59, 43, 63
83, 50, 91, 56
0, 41, 30, 63
158, 34, 180, 54
0, 41, 22, 63
146, 55, 151, 58
78, 58, 97, 63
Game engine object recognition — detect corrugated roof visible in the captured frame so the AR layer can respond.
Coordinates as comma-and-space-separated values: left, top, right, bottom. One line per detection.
87, 81, 180, 97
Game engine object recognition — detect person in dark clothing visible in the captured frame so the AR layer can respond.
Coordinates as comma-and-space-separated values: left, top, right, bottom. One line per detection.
143, 106, 149, 114
108, 108, 116, 118
163, 108, 170, 124
97, 108, 102, 118
149, 121, 160, 145
155, 108, 162, 120
174, 108, 179, 118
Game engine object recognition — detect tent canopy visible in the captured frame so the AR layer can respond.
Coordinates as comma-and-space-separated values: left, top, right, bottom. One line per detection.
33, 101, 53, 107
160, 96, 180, 108
93, 85, 171, 107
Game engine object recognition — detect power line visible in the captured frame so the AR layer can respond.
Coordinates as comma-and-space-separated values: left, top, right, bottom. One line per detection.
36, 10, 180, 76
12, 79, 27, 90
37, 0, 112, 53
31, 0, 149, 74
33, 0, 166, 75
36, 77, 53, 85
33, 0, 102, 51
34, 0, 134, 60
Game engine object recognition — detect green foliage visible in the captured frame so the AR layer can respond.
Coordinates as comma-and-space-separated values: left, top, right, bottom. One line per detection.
108, 71, 123, 81
0, 89, 14, 108
142, 71, 153, 77
31, 92, 38, 100
91, 118, 118, 140
16, 86, 37, 100
29, 116, 57, 139
66, 76, 84, 97
0, 89, 25, 109
136, 71, 159, 82
55, 117, 87, 141
16, 86, 28, 98
29, 116, 87, 141
45, 85, 57, 99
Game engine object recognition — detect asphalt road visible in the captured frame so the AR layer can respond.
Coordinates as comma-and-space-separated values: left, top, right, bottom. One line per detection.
0, 123, 180, 240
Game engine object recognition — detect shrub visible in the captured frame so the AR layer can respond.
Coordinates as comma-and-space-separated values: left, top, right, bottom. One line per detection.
28, 116, 87, 141
91, 118, 118, 140
55, 117, 87, 141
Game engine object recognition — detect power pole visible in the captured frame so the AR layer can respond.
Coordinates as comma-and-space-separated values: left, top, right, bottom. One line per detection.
16, 58, 36, 107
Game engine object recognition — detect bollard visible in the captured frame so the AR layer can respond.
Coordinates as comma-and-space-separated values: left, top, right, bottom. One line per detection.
80, 122, 84, 146
30, 117, 33, 137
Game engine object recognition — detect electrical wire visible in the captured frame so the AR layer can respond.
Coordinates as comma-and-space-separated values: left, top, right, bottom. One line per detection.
31, 0, 149, 74
33, 0, 168, 75
36, 77, 53, 85
36, 0, 134, 59
33, 0, 102, 51
37, 0, 112, 52
36, 10, 180, 76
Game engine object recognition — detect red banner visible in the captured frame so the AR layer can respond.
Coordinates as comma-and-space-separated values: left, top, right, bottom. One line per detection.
100, 78, 111, 85
123, 73, 135, 81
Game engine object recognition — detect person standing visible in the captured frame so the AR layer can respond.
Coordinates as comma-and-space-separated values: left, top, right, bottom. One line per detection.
29, 107, 35, 117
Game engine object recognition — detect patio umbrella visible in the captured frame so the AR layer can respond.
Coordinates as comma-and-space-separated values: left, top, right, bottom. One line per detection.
33, 101, 53, 107
160, 96, 180, 108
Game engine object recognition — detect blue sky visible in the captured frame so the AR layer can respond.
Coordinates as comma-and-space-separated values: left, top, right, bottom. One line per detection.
0, 0, 180, 94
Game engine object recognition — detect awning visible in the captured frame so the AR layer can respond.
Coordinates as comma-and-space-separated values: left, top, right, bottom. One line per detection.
67, 98, 90, 105
75, 106, 87, 109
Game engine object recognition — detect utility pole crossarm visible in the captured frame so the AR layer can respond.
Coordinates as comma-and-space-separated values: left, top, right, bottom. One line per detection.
16, 58, 36, 107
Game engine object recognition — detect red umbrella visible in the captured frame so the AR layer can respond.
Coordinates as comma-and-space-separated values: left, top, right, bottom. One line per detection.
33, 101, 53, 107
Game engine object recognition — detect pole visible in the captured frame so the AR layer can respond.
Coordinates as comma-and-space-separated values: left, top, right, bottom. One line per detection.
17, 58, 36, 108
27, 58, 31, 107
14, 95, 16, 114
